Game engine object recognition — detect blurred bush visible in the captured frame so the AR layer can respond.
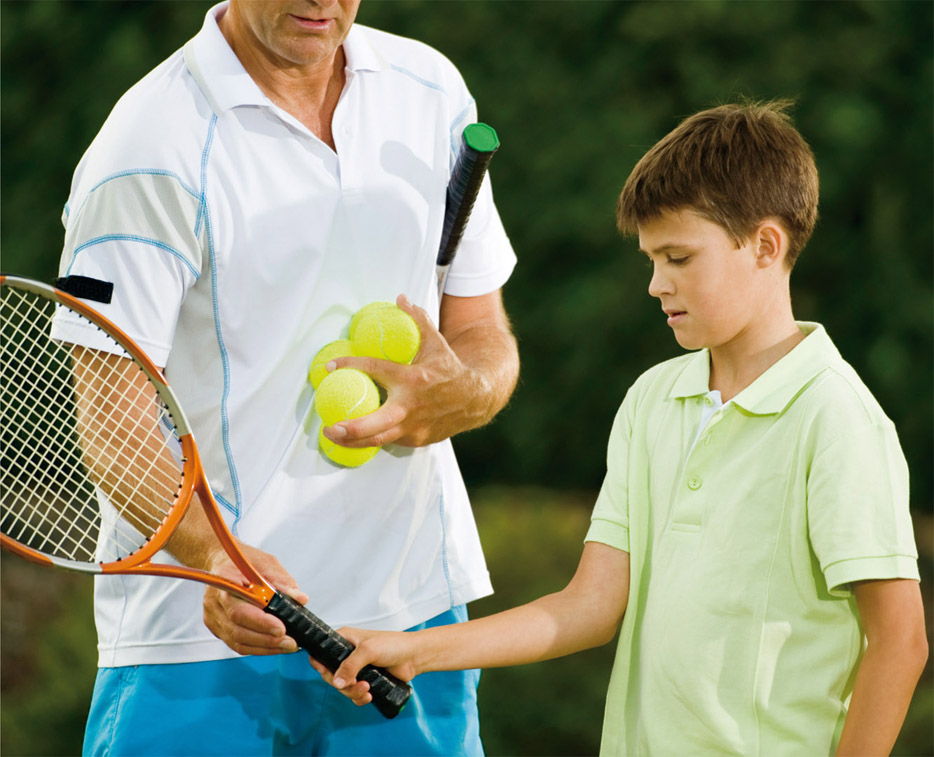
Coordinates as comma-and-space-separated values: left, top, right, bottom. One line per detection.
2, 0, 930, 511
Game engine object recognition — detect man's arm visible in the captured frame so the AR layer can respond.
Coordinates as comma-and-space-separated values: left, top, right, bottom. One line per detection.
835, 578, 928, 756
71, 346, 309, 656
323, 290, 519, 447
310, 542, 630, 704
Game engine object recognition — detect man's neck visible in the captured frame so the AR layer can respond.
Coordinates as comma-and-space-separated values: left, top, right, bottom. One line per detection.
218, 9, 346, 150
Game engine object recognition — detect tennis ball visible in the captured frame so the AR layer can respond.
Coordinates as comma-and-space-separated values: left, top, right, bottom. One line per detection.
308, 339, 355, 389
318, 426, 379, 468
349, 301, 395, 341
351, 303, 421, 364
314, 368, 380, 427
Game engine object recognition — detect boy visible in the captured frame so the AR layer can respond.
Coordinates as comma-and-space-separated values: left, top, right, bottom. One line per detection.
314, 101, 927, 755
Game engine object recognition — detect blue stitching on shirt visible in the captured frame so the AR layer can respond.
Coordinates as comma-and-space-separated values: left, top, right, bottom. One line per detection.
200, 114, 244, 527
66, 235, 200, 279
438, 492, 456, 608
215, 492, 238, 518
448, 99, 476, 160
389, 64, 447, 94
88, 169, 200, 201
70, 169, 200, 225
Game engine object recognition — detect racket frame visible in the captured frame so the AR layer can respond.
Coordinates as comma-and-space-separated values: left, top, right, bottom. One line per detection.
0, 274, 272, 604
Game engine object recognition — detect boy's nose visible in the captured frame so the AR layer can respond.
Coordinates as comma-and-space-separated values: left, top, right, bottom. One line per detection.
648, 265, 673, 298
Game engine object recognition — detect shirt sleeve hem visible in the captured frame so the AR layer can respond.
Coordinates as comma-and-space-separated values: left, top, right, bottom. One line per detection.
584, 518, 630, 553
442, 249, 516, 298
824, 554, 920, 597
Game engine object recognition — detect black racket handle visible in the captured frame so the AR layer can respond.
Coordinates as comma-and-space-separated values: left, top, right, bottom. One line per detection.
436, 123, 500, 292
265, 592, 412, 719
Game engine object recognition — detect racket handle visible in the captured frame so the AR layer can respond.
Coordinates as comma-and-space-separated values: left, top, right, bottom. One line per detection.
265, 592, 413, 719
436, 123, 500, 294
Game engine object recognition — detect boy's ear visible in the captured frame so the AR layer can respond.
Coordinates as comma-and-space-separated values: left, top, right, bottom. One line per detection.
753, 220, 788, 269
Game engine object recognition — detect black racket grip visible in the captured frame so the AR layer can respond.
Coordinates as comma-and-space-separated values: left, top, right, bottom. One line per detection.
265, 592, 412, 719
437, 123, 500, 268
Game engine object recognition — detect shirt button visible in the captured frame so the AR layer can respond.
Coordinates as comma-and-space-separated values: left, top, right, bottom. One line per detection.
687, 476, 702, 490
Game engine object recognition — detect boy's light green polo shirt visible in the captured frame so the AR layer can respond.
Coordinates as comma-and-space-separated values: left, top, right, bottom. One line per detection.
586, 323, 918, 756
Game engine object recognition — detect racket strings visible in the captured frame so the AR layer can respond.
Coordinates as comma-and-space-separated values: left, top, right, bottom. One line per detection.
1, 285, 184, 565
70, 349, 183, 531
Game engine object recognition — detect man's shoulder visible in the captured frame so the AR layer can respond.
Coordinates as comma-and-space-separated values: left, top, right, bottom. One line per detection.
354, 24, 468, 94
70, 49, 212, 201
89, 50, 209, 167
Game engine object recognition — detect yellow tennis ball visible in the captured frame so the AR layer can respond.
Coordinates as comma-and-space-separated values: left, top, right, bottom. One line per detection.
351, 304, 421, 364
314, 368, 380, 427
349, 301, 395, 341
318, 425, 379, 468
308, 339, 355, 389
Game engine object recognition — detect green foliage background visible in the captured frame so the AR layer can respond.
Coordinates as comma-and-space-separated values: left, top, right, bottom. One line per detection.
1, 1, 931, 755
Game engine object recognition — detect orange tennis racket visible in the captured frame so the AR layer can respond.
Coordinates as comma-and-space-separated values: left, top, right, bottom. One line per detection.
0, 275, 411, 719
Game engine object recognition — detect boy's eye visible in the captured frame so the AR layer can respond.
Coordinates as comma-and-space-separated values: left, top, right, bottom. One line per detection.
667, 256, 689, 266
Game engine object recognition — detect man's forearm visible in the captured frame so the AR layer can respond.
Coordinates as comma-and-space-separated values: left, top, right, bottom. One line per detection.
440, 289, 519, 432
445, 321, 519, 431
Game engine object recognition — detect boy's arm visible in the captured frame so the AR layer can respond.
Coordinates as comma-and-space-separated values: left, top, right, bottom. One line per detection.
314, 542, 630, 703
835, 578, 928, 756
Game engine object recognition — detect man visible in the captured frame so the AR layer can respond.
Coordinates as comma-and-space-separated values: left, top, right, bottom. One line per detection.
59, 2, 519, 754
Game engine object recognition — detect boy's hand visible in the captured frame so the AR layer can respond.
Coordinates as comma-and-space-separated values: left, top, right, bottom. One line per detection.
308, 627, 419, 706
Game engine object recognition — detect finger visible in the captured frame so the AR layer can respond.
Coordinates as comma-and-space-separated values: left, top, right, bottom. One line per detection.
326, 354, 404, 387
266, 580, 309, 606
308, 653, 373, 705
308, 656, 332, 681
331, 648, 373, 690
395, 294, 435, 337
224, 595, 290, 636
323, 401, 406, 447
204, 593, 298, 655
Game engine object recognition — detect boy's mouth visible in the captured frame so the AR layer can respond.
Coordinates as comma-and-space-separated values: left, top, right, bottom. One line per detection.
663, 308, 687, 326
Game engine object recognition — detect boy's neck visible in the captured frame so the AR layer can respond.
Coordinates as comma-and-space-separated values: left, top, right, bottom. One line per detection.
708, 309, 804, 403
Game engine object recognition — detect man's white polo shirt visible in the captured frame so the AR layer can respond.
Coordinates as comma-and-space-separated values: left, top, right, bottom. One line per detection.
55, 3, 516, 666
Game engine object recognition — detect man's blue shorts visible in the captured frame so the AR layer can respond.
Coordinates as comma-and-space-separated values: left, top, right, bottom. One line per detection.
83, 606, 482, 756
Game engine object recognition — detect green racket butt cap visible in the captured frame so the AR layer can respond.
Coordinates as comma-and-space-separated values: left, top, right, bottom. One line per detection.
463, 123, 500, 153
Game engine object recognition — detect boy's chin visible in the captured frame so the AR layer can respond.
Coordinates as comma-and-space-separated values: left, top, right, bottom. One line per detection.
671, 331, 705, 351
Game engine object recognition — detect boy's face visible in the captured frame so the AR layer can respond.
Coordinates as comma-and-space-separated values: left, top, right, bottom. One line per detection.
638, 209, 780, 353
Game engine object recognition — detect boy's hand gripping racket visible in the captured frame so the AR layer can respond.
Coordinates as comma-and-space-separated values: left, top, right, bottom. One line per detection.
436, 122, 500, 296
0, 275, 411, 719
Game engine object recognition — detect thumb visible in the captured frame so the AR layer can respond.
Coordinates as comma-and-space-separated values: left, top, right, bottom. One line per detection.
396, 294, 441, 351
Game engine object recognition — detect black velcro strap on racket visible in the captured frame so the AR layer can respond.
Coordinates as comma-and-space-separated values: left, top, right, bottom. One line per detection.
53, 275, 114, 304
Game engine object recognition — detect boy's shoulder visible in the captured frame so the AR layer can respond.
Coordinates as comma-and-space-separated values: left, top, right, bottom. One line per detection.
794, 352, 896, 444
629, 350, 707, 401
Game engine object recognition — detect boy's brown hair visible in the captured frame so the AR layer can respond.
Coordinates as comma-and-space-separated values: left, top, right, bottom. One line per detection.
617, 100, 819, 268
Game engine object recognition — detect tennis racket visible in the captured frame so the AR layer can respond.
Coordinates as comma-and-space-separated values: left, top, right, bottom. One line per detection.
436, 122, 500, 295
0, 275, 411, 719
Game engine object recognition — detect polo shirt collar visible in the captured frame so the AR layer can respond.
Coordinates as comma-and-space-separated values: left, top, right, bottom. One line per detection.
669, 322, 839, 416
184, 2, 385, 114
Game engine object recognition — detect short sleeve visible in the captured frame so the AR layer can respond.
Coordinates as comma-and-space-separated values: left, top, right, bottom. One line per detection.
441, 100, 516, 298
53, 172, 204, 366
807, 421, 919, 596
586, 399, 634, 553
